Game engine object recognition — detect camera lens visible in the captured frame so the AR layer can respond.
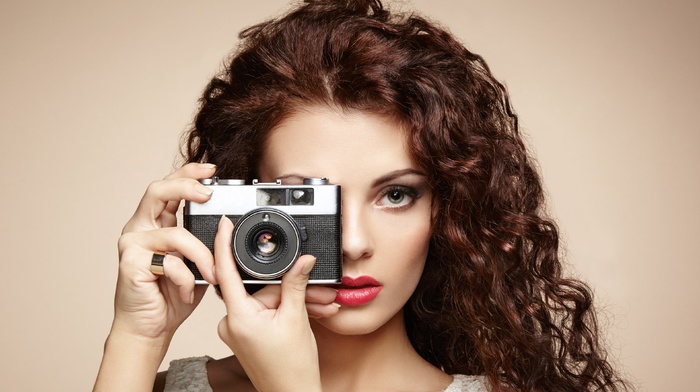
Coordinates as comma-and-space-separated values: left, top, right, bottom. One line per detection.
249, 226, 284, 261
255, 231, 277, 255
233, 208, 302, 280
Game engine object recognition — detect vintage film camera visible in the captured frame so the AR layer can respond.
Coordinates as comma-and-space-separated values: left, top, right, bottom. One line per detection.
184, 177, 342, 284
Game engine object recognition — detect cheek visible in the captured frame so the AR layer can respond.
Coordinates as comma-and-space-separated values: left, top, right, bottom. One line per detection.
405, 228, 431, 273
384, 215, 432, 277
385, 223, 431, 311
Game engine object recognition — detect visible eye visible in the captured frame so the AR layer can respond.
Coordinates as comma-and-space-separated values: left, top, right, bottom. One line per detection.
387, 190, 405, 204
377, 185, 420, 210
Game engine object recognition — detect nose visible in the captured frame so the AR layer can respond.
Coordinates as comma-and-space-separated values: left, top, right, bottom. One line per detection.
341, 200, 374, 263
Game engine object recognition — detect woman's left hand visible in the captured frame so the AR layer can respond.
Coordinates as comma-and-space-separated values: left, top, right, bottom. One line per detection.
214, 215, 330, 392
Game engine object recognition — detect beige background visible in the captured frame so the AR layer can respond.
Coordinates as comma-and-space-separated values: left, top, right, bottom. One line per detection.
1, 0, 698, 390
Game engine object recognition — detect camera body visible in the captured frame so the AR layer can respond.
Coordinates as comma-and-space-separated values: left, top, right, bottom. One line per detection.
184, 177, 342, 284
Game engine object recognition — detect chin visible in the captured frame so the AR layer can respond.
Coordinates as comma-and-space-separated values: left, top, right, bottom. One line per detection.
311, 306, 402, 336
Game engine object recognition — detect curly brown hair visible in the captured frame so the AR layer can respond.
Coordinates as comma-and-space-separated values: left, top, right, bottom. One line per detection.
183, 1, 631, 390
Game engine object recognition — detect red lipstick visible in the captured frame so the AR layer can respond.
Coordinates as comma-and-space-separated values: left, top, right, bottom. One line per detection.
335, 276, 383, 306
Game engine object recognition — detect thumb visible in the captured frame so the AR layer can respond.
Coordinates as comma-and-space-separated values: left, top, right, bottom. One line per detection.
279, 255, 316, 314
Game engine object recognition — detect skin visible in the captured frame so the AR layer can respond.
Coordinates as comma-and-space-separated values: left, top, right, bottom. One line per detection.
94, 106, 452, 392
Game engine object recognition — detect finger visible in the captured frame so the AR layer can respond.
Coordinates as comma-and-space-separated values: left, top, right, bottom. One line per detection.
164, 162, 216, 180
214, 215, 248, 312
250, 285, 282, 309
126, 177, 214, 233
252, 284, 336, 310
307, 302, 341, 319
161, 163, 217, 218
161, 254, 196, 303
124, 163, 216, 233
120, 227, 217, 284
279, 255, 316, 314
160, 200, 181, 227
305, 285, 339, 305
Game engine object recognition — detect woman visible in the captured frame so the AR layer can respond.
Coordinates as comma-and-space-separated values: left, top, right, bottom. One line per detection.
94, 0, 630, 391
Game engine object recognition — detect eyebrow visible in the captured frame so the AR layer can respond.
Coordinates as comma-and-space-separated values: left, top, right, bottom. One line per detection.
370, 168, 426, 188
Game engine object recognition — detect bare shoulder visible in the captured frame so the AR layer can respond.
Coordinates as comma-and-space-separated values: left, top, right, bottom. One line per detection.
206, 356, 256, 392
152, 371, 167, 392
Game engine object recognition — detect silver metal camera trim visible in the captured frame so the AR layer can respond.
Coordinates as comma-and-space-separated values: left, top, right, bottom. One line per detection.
239, 278, 343, 284
186, 179, 340, 216
193, 278, 342, 284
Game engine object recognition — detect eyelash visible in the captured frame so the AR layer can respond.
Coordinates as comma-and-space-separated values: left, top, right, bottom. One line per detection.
376, 185, 421, 210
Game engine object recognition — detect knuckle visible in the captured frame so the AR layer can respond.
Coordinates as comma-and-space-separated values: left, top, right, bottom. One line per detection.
166, 163, 199, 180
288, 280, 308, 295
217, 320, 227, 340
145, 179, 163, 196
117, 248, 144, 278
218, 318, 241, 341
121, 222, 134, 235
183, 162, 201, 173
165, 165, 186, 180
164, 226, 190, 243
181, 177, 202, 193
117, 232, 137, 253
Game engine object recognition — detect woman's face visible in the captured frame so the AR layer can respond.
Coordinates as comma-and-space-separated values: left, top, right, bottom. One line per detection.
258, 106, 433, 335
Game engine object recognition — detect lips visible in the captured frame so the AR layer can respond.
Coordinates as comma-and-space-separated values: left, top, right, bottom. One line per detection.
335, 276, 383, 306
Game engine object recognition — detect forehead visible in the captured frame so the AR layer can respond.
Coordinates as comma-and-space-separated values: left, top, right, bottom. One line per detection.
259, 107, 416, 180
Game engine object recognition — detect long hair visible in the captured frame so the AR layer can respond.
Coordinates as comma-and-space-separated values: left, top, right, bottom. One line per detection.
184, 1, 630, 390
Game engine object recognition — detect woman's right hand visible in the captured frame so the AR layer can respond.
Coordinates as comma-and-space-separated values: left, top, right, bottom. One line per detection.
110, 162, 219, 342
95, 163, 219, 392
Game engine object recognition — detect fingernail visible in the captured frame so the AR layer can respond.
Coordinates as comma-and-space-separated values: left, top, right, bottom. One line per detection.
195, 182, 214, 196
301, 257, 317, 276
331, 302, 341, 308
189, 291, 195, 304
218, 215, 227, 229
200, 163, 216, 169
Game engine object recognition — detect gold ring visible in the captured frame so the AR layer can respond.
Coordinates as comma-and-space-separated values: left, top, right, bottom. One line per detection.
150, 252, 167, 276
